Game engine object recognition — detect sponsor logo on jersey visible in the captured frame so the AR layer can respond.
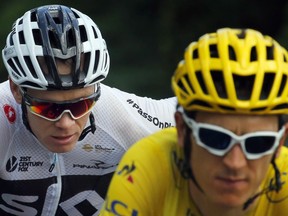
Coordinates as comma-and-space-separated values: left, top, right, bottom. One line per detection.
126, 99, 173, 129
0, 175, 107, 215
3, 104, 16, 124
104, 198, 138, 216
6, 156, 44, 172
82, 144, 115, 153
117, 161, 136, 183
73, 160, 117, 170
95, 145, 115, 153
82, 144, 94, 152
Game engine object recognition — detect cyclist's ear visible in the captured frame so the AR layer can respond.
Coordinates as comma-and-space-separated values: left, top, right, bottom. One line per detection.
175, 111, 188, 148
9, 77, 22, 104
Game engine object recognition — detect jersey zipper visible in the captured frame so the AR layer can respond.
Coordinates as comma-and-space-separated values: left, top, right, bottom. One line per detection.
44, 153, 62, 216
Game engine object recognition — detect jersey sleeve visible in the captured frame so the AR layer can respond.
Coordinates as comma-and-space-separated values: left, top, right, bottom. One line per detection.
99, 129, 174, 216
0, 81, 22, 168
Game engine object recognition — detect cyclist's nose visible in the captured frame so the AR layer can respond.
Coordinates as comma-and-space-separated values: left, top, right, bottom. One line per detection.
54, 112, 75, 128
222, 144, 247, 169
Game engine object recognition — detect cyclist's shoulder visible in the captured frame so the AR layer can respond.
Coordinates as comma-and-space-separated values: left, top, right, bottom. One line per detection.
0, 80, 22, 125
99, 83, 176, 105
0, 80, 19, 105
135, 127, 177, 148
0, 80, 12, 97
277, 146, 288, 166
126, 127, 178, 161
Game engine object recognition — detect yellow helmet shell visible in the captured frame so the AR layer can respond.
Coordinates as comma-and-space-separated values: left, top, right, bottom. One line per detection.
172, 28, 288, 114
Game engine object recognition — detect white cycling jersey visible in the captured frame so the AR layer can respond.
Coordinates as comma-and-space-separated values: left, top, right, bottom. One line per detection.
0, 80, 176, 216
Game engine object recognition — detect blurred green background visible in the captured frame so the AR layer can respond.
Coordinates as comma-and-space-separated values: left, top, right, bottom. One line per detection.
1, 0, 288, 98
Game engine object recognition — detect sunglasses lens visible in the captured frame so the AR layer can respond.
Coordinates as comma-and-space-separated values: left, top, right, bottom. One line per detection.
30, 103, 60, 119
66, 99, 95, 118
199, 128, 231, 150
245, 136, 275, 154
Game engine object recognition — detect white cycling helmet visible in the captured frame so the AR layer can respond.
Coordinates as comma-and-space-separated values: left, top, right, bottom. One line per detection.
2, 4, 110, 90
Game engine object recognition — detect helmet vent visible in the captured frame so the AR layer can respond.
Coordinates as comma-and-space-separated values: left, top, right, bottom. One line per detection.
32, 29, 43, 45
195, 71, 207, 94
18, 31, 25, 44
250, 46, 257, 61
48, 31, 59, 49
211, 70, 228, 99
277, 74, 287, 97
92, 26, 99, 39
219, 105, 235, 111
30, 11, 37, 22
228, 45, 236, 60
177, 74, 194, 94
233, 74, 254, 100
266, 46, 274, 60
24, 56, 38, 78
79, 26, 88, 42
209, 45, 219, 58
261, 73, 275, 99
251, 107, 266, 112
192, 48, 198, 59
284, 53, 288, 62
72, 10, 80, 18
18, 18, 23, 25
272, 103, 288, 111
7, 58, 22, 77
93, 50, 100, 74
66, 29, 74, 48
189, 100, 212, 109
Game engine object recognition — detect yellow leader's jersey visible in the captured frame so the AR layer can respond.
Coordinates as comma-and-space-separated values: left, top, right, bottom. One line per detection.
100, 127, 288, 216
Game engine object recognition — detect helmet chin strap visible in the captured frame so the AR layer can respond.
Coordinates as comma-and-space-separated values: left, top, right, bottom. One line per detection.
21, 99, 33, 134
242, 154, 283, 210
21, 99, 96, 141
181, 126, 204, 192
78, 113, 96, 141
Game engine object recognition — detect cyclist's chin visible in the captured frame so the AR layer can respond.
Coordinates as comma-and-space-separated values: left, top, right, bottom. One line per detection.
210, 191, 251, 209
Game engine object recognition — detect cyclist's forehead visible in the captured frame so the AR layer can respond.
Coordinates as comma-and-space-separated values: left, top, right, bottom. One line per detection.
195, 112, 279, 133
25, 85, 95, 102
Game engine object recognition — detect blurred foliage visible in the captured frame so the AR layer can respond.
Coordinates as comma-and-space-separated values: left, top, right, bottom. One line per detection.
1, 0, 288, 98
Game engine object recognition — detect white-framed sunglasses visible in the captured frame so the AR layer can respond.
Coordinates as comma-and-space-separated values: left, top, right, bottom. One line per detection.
182, 113, 285, 160
20, 86, 100, 122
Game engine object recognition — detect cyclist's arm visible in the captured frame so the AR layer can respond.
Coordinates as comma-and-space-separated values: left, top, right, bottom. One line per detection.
97, 84, 176, 150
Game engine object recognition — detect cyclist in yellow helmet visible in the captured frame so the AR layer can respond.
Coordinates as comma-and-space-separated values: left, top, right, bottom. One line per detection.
99, 28, 288, 216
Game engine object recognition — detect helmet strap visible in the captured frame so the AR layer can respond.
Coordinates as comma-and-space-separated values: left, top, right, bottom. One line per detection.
243, 153, 283, 210
182, 126, 204, 192
78, 113, 96, 141
21, 98, 34, 135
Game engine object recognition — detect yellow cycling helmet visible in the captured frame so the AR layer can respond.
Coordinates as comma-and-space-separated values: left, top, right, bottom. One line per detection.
172, 28, 288, 114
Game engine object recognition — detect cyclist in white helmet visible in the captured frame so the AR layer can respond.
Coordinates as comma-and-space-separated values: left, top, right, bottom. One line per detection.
100, 28, 288, 216
0, 4, 176, 215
